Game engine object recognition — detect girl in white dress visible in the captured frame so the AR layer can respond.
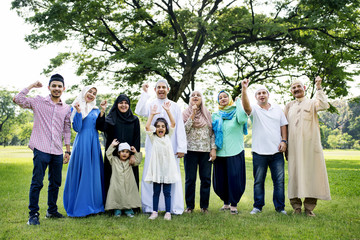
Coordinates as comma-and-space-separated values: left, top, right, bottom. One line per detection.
145, 102, 180, 221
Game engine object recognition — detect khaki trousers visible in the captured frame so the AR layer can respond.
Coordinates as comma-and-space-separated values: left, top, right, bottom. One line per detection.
290, 198, 317, 211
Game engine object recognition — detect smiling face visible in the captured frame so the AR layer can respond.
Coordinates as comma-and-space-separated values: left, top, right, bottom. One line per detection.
190, 91, 202, 107
218, 92, 230, 107
155, 82, 169, 99
118, 149, 130, 161
255, 89, 269, 105
48, 81, 65, 99
155, 121, 167, 137
117, 100, 129, 113
291, 83, 306, 99
85, 88, 97, 103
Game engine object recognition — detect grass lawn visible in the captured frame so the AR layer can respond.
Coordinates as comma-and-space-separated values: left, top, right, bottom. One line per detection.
0, 146, 359, 239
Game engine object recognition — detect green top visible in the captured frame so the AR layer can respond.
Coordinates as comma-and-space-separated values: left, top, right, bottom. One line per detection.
212, 99, 248, 157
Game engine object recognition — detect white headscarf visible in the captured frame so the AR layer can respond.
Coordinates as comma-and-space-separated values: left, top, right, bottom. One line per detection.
70, 86, 98, 122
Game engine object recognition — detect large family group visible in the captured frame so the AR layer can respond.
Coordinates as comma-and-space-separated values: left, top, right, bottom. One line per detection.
13, 74, 331, 225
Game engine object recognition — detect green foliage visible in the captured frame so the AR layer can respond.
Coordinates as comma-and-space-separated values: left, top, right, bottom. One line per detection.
0, 89, 16, 132
11, 0, 360, 102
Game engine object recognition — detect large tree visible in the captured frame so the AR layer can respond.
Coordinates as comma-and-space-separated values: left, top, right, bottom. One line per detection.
0, 90, 16, 133
12, 0, 360, 102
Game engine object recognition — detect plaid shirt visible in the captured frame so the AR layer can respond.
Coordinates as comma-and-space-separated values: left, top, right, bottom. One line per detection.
14, 88, 71, 155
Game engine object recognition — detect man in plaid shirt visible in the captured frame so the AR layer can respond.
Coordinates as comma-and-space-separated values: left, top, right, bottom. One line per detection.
13, 74, 71, 225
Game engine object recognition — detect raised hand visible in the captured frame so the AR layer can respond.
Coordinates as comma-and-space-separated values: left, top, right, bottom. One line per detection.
315, 76, 322, 90
100, 100, 107, 112
74, 102, 81, 113
28, 81, 42, 90
241, 78, 250, 90
162, 101, 171, 112
150, 104, 159, 116
192, 104, 198, 113
111, 139, 120, 147
130, 146, 137, 153
142, 83, 149, 93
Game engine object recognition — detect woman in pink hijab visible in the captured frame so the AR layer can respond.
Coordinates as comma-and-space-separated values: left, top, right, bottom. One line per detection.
182, 91, 216, 213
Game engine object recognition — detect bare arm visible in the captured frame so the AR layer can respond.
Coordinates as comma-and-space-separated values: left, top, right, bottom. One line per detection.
163, 102, 175, 128
241, 79, 252, 115
145, 105, 159, 131
278, 125, 287, 152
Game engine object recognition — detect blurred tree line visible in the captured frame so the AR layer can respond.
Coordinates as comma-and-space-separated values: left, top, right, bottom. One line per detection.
1, 88, 359, 149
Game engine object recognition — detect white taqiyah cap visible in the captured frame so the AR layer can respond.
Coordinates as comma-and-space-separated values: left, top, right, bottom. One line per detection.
155, 79, 169, 88
118, 142, 131, 152
255, 85, 269, 95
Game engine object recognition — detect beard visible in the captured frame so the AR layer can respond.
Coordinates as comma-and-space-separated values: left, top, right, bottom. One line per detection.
51, 93, 61, 98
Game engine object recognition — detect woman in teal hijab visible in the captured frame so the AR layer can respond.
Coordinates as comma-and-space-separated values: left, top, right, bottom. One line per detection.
212, 90, 248, 214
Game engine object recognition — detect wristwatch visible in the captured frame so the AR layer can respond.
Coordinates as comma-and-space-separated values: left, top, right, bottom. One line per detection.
65, 151, 71, 155
281, 140, 288, 144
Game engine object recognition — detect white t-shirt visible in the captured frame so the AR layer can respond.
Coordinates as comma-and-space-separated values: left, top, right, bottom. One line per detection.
250, 103, 288, 155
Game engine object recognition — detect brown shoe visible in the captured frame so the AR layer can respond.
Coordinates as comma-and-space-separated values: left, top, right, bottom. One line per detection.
293, 208, 302, 215
305, 210, 316, 217
200, 208, 209, 214
184, 208, 193, 213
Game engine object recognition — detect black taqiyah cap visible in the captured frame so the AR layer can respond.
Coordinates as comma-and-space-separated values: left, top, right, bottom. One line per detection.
49, 74, 64, 86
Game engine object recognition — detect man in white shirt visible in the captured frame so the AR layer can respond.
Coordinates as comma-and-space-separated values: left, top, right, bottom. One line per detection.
135, 79, 187, 214
241, 79, 288, 215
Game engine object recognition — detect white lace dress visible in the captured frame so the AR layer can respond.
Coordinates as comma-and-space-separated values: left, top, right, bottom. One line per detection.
144, 126, 181, 184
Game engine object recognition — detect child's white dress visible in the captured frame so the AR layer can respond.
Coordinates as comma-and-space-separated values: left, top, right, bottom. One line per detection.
144, 126, 181, 184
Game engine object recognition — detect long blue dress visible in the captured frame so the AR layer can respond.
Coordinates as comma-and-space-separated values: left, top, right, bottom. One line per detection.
63, 108, 105, 217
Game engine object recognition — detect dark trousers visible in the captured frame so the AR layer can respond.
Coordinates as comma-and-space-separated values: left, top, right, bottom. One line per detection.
153, 183, 171, 212
213, 151, 246, 207
252, 152, 285, 211
29, 148, 63, 216
184, 151, 212, 209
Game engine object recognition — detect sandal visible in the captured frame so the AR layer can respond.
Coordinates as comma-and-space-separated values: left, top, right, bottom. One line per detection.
230, 207, 238, 215
220, 205, 230, 211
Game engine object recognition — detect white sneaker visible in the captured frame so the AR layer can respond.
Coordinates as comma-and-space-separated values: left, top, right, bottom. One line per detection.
250, 208, 262, 215
164, 212, 171, 221
279, 210, 287, 215
148, 211, 158, 220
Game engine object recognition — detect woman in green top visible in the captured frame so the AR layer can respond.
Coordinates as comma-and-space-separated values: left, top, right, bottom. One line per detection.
212, 90, 248, 214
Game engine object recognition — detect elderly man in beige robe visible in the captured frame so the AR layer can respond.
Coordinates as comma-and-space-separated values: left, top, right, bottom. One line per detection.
284, 76, 331, 217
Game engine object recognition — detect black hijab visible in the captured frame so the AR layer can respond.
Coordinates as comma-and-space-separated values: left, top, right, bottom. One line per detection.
105, 94, 137, 125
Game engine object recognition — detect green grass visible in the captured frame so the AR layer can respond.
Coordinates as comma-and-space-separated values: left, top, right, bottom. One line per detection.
0, 147, 359, 239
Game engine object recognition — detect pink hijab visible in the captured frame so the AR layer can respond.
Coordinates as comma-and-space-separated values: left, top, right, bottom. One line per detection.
183, 91, 212, 131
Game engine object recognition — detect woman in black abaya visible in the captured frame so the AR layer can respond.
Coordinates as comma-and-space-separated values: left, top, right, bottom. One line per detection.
96, 94, 141, 201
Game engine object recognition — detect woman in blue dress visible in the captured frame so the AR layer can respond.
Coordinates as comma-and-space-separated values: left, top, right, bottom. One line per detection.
63, 86, 105, 217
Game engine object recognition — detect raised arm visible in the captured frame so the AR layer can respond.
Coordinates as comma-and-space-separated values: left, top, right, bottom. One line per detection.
99, 100, 107, 117
163, 102, 175, 128
241, 78, 252, 115
314, 76, 330, 112
135, 83, 151, 117
13, 81, 43, 109
145, 105, 159, 131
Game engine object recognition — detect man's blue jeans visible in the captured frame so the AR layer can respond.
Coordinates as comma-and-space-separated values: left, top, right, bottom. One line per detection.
252, 152, 285, 211
29, 148, 63, 216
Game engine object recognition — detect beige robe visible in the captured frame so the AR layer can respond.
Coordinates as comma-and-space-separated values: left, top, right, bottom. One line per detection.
284, 90, 331, 200
105, 146, 142, 210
